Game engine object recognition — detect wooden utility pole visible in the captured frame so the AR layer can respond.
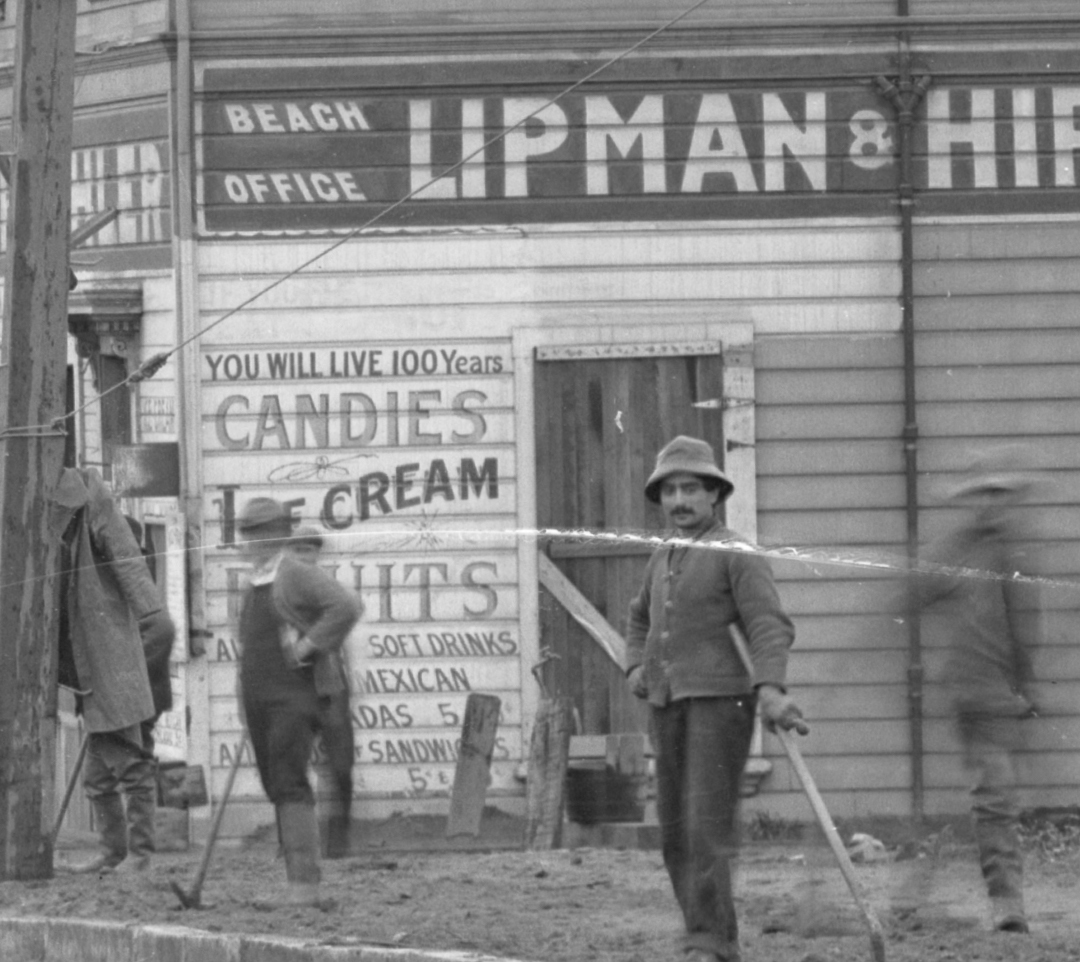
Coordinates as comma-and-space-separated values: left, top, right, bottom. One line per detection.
0, 0, 78, 881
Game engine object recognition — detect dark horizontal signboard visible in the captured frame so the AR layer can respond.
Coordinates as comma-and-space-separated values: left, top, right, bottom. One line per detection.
199, 63, 1080, 233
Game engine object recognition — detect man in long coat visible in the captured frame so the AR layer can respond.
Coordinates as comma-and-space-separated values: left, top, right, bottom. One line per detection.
52, 467, 175, 874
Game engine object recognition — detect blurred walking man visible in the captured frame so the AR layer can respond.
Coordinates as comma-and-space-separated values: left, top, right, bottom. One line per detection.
626, 436, 805, 962
914, 449, 1042, 934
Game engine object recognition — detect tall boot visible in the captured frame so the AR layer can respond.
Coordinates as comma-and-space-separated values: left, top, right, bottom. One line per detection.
279, 802, 330, 908
324, 794, 352, 859
69, 794, 127, 874
114, 783, 156, 874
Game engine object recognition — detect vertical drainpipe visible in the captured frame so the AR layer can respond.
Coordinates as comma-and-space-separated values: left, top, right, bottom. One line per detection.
876, 4, 931, 826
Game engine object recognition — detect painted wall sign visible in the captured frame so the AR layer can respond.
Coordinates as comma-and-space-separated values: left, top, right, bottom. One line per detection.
0, 140, 171, 252
202, 338, 519, 799
199, 63, 1080, 231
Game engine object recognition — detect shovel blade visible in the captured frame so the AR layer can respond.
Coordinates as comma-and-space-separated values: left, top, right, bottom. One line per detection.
170, 879, 201, 910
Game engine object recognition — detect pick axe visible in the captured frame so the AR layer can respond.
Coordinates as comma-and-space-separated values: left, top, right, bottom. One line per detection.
171, 735, 247, 909
729, 624, 886, 962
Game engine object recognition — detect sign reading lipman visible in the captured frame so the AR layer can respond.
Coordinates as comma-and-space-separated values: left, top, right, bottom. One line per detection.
199, 60, 1080, 232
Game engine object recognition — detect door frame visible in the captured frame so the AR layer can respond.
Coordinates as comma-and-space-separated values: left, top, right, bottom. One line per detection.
512, 320, 758, 752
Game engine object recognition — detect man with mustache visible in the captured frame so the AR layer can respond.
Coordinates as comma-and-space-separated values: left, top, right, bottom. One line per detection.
626, 436, 805, 962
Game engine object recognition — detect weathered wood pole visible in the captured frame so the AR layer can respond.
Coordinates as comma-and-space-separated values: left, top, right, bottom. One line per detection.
0, 0, 78, 881
524, 697, 572, 850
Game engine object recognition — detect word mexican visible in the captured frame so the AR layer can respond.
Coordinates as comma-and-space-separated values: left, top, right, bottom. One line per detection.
204, 347, 505, 381
213, 390, 488, 450
361, 665, 471, 694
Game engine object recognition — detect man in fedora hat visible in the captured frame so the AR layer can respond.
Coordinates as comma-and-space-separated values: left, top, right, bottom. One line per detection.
236, 499, 361, 906
911, 447, 1042, 934
626, 435, 805, 962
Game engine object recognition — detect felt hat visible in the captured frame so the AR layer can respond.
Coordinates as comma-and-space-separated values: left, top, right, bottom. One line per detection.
947, 446, 1036, 500
292, 525, 324, 548
644, 435, 734, 504
237, 497, 289, 534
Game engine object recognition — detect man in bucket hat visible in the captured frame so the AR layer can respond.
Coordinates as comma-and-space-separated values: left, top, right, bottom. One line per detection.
626, 436, 805, 962
235, 499, 361, 907
911, 447, 1042, 934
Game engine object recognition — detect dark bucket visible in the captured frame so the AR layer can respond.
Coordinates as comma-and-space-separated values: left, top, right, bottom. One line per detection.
565, 762, 646, 824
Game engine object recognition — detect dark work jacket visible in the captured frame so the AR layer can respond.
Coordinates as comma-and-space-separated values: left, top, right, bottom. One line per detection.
626, 520, 795, 707
916, 514, 1039, 718
245, 552, 362, 698
52, 469, 169, 733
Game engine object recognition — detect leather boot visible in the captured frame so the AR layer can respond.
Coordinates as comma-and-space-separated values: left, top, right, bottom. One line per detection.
325, 813, 351, 859
114, 783, 156, 874
991, 896, 1029, 933
324, 795, 352, 859
68, 794, 127, 874
252, 802, 333, 910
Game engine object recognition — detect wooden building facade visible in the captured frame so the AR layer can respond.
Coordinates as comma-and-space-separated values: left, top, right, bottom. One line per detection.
2, 0, 1079, 840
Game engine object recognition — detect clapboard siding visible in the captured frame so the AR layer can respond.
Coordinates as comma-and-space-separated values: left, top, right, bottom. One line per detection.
916, 330, 1080, 366
190, 0, 896, 32
194, 225, 898, 330
0, 2, 169, 64
786, 614, 908, 651
898, 214, 1080, 819
757, 439, 903, 476
758, 475, 906, 509
189, 0, 1080, 33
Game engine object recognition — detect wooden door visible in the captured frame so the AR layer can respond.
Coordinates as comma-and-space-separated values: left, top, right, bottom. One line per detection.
534, 348, 727, 736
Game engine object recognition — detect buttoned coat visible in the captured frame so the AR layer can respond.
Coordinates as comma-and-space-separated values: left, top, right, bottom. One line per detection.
626, 521, 794, 707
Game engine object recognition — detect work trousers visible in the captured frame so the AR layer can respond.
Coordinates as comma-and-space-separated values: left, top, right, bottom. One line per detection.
958, 711, 1025, 914
651, 695, 756, 961
246, 693, 321, 807
316, 691, 354, 805
84, 724, 157, 859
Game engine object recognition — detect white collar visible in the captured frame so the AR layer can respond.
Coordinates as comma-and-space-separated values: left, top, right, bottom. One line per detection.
248, 552, 284, 586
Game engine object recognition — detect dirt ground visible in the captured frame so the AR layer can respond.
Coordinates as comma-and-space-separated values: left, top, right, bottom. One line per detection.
3, 817, 1079, 962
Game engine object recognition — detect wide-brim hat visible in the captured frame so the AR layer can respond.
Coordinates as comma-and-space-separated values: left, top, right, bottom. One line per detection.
292, 525, 324, 548
238, 497, 290, 534
946, 446, 1037, 501
645, 435, 734, 503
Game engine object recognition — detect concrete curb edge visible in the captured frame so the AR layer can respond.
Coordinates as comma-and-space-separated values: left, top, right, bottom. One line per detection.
0, 916, 537, 962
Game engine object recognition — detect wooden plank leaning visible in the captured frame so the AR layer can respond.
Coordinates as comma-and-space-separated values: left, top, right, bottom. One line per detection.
447, 693, 502, 838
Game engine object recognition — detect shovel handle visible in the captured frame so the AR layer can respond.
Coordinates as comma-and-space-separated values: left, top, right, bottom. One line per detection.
185, 735, 247, 903
777, 727, 887, 962
50, 733, 90, 849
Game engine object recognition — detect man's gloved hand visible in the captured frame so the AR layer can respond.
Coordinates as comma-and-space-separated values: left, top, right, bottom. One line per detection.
627, 665, 648, 700
757, 684, 809, 735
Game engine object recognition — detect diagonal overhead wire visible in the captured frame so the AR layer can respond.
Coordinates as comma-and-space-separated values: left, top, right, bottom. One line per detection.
50, 0, 715, 431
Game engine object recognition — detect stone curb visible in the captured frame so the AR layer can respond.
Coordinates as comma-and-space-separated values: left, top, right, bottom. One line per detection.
0, 917, 536, 962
